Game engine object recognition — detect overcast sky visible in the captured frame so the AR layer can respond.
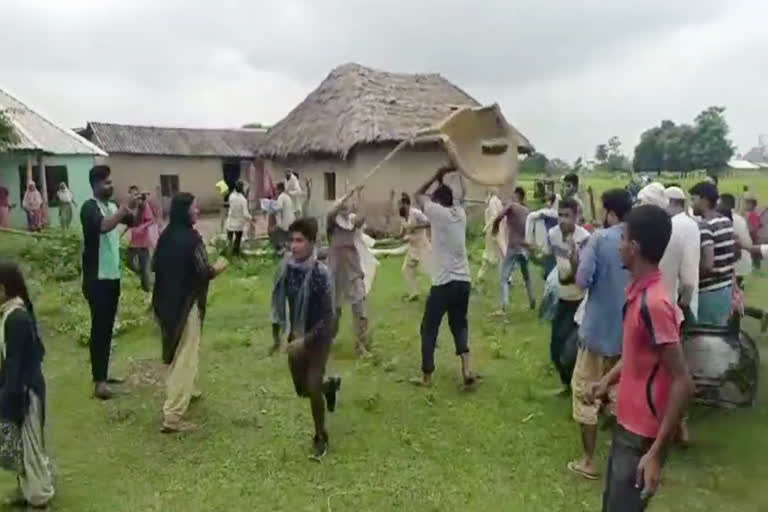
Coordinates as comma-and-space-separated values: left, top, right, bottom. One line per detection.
2, 0, 766, 160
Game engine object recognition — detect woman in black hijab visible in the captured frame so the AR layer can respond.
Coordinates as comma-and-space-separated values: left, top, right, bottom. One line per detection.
0, 262, 54, 507
152, 193, 227, 433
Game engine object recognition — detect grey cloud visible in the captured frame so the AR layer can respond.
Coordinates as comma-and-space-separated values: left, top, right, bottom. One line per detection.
0, 0, 764, 160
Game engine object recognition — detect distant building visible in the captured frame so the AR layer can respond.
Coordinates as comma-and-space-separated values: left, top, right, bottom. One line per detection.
743, 136, 768, 167
0, 87, 105, 228
258, 63, 533, 231
80, 122, 266, 211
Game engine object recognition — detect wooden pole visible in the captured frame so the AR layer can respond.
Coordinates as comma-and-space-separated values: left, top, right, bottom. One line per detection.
0, 226, 57, 239
26, 155, 33, 184
37, 153, 47, 200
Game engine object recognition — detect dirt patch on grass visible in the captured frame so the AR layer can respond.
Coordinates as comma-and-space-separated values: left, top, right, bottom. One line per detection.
126, 358, 167, 389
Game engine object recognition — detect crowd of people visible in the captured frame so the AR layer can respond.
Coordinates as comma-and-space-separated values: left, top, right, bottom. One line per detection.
0, 162, 766, 510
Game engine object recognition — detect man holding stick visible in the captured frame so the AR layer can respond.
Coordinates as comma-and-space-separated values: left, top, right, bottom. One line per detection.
412, 166, 476, 388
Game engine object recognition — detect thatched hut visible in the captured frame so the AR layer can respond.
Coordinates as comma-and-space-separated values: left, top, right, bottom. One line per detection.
259, 63, 533, 232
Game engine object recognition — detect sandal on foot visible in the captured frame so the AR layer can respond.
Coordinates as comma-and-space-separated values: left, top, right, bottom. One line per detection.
567, 460, 598, 480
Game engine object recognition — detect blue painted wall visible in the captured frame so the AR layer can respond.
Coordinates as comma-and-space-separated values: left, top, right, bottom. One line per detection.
0, 152, 96, 229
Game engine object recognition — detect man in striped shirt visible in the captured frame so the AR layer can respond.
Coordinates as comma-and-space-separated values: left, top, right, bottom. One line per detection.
689, 182, 738, 326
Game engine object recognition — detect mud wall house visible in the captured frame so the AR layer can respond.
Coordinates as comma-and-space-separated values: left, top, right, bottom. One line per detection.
258, 63, 533, 233
0, 87, 106, 229
79, 123, 266, 212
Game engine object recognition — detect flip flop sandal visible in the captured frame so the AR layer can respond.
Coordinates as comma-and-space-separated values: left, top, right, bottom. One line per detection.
567, 460, 599, 480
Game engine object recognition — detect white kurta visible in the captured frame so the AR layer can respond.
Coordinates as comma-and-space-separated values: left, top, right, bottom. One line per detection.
482, 195, 506, 263
285, 175, 304, 217
275, 192, 295, 230
225, 192, 251, 232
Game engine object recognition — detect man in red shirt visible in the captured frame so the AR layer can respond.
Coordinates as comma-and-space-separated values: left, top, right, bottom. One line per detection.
592, 204, 694, 511
127, 185, 155, 292
744, 193, 762, 243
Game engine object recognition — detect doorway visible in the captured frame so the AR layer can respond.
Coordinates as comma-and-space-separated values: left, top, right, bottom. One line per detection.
222, 159, 241, 198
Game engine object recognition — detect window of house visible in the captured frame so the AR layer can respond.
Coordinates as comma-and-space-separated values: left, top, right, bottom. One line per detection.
17, 165, 68, 205
160, 175, 180, 197
324, 172, 336, 201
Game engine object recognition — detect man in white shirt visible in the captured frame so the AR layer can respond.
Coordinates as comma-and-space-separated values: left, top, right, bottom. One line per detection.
399, 194, 431, 301
658, 186, 701, 321
285, 170, 305, 218
476, 188, 505, 282
225, 181, 252, 256
545, 197, 590, 390
273, 182, 295, 254
413, 166, 476, 388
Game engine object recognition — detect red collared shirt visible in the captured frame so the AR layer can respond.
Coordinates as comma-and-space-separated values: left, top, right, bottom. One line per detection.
129, 205, 155, 249
617, 270, 683, 439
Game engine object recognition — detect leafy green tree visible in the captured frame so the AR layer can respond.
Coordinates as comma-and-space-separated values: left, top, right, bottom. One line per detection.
546, 158, 572, 176
520, 151, 549, 174
595, 144, 608, 163
0, 110, 19, 150
690, 106, 734, 176
633, 127, 664, 175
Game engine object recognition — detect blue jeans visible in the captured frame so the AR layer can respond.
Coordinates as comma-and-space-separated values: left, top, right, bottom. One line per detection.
698, 285, 732, 327
501, 249, 535, 309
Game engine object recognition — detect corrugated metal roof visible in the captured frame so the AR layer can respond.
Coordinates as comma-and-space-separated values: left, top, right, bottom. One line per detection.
0, 86, 106, 155
84, 122, 265, 158
728, 159, 760, 170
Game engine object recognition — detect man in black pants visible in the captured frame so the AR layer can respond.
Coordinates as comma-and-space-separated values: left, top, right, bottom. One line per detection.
80, 165, 136, 400
412, 165, 476, 387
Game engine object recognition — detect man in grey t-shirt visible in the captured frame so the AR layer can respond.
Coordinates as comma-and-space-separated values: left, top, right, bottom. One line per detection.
413, 165, 476, 388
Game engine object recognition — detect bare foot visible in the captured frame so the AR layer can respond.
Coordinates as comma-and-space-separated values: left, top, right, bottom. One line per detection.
409, 374, 432, 387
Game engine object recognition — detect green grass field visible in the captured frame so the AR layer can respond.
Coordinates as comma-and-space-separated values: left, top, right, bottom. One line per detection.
0, 174, 767, 511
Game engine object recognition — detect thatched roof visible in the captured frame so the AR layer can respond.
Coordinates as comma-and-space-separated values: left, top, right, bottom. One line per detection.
259, 63, 533, 160
81, 122, 265, 158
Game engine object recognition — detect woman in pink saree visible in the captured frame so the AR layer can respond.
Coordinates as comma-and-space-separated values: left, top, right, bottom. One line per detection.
22, 183, 43, 232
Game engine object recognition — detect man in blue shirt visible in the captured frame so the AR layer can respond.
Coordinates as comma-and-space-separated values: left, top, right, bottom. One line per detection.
567, 188, 632, 480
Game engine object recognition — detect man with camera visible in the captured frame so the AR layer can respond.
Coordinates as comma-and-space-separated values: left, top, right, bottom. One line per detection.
126, 185, 156, 292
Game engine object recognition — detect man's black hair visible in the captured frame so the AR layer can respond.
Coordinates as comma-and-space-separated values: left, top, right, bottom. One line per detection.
559, 197, 579, 215
625, 204, 672, 264
689, 181, 719, 208
514, 186, 526, 200
719, 193, 736, 211
602, 188, 633, 221
289, 217, 318, 243
564, 173, 579, 187
400, 192, 411, 206
276, 181, 285, 193
89, 165, 111, 187
234, 180, 245, 194
432, 184, 454, 207
128, 184, 139, 191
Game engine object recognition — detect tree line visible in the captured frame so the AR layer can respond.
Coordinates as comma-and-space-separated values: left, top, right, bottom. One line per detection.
520, 106, 736, 177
